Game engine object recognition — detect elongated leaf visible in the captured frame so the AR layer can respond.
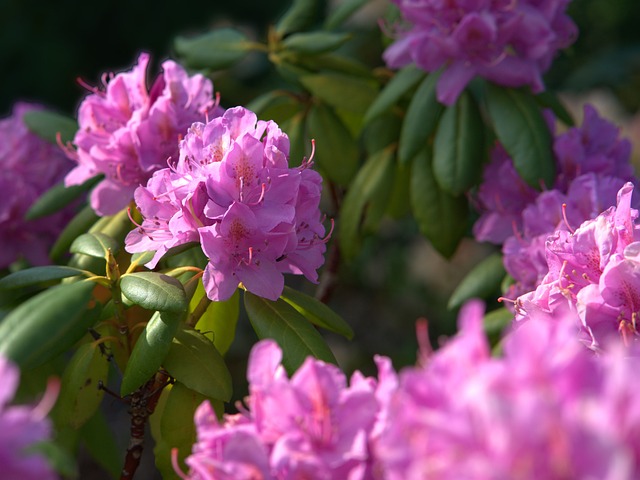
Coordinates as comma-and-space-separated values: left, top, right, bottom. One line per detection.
193, 284, 239, 356
283, 31, 351, 54
410, 149, 468, 258
433, 91, 485, 195
163, 327, 232, 401
79, 411, 121, 479
54, 342, 110, 429
89, 207, 133, 244
120, 272, 188, 313
246, 90, 300, 125
0, 281, 100, 368
70, 232, 120, 259
276, 0, 320, 35
280, 286, 353, 339
324, 0, 369, 29
307, 103, 359, 186
484, 307, 514, 336
339, 148, 395, 260
174, 28, 251, 70
362, 112, 402, 155
23, 109, 77, 144
398, 72, 444, 164
448, 253, 506, 309
485, 85, 555, 189
0, 266, 88, 289
26, 175, 100, 221
294, 52, 372, 78
129, 251, 156, 270
364, 65, 425, 124
301, 73, 377, 115
50, 205, 100, 262
244, 292, 337, 373
535, 90, 574, 126
120, 310, 182, 396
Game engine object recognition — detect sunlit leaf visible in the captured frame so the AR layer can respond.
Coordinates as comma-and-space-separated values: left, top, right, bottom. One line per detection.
70, 232, 120, 259
0, 266, 89, 290
193, 284, 239, 356
174, 28, 251, 70
120, 272, 188, 313
448, 253, 506, 309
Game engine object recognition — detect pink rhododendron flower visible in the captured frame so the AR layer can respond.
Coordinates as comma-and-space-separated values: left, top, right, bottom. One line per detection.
473, 104, 636, 298
125, 107, 328, 301
0, 103, 75, 269
383, 0, 577, 104
179, 339, 395, 479
516, 182, 640, 349
0, 356, 58, 480
64, 53, 218, 216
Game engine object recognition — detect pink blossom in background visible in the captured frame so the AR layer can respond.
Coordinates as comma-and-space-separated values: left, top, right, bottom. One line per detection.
0, 356, 58, 480
125, 107, 328, 301
64, 53, 219, 216
0, 103, 75, 269
383, 0, 577, 105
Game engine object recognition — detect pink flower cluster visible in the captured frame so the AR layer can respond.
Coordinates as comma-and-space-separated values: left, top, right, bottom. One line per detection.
181, 301, 640, 479
383, 0, 577, 105
0, 356, 58, 480
125, 107, 327, 301
64, 53, 218, 216
0, 103, 75, 269
516, 182, 640, 349
473, 105, 635, 299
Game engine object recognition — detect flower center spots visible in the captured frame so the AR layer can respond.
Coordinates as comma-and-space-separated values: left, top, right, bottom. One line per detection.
229, 219, 249, 243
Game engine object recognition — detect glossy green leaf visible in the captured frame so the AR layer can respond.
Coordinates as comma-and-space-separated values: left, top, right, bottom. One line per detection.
301, 73, 377, 114
120, 310, 182, 396
324, 0, 369, 29
244, 292, 337, 373
306, 103, 359, 186
193, 284, 239, 356
22, 109, 77, 144
485, 85, 555, 189
283, 31, 351, 54
0, 266, 88, 289
484, 307, 514, 336
276, 0, 320, 36
0, 281, 100, 368
410, 149, 468, 258
174, 28, 251, 70
70, 232, 120, 259
163, 327, 232, 401
364, 65, 425, 124
26, 176, 99, 221
54, 342, 110, 429
339, 148, 395, 260
398, 71, 444, 164
50, 205, 100, 262
129, 250, 156, 269
433, 91, 485, 195
448, 252, 506, 309
280, 286, 353, 339
120, 272, 188, 313
89, 207, 133, 244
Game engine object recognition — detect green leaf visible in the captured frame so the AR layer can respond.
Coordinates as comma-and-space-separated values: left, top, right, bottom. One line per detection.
280, 286, 353, 339
398, 71, 444, 164
294, 52, 372, 78
483, 307, 514, 336
89, 207, 133, 244
50, 205, 100, 262
485, 85, 555, 189
79, 410, 121, 479
246, 90, 300, 125
283, 31, 351, 54
120, 310, 182, 396
280, 111, 308, 168
70, 232, 120, 259
129, 250, 156, 269
22, 109, 77, 144
362, 111, 402, 155
339, 148, 395, 260
26, 176, 100, 221
535, 90, 575, 126
433, 91, 485, 195
0, 266, 89, 289
193, 284, 239, 356
301, 73, 378, 115
386, 160, 412, 219
324, 0, 369, 29
53, 342, 110, 429
448, 253, 506, 309
410, 149, 468, 258
276, 0, 320, 36
244, 292, 337, 373
364, 65, 425, 124
174, 28, 251, 70
163, 327, 232, 401
306, 103, 359, 186
120, 272, 188, 313
0, 281, 100, 368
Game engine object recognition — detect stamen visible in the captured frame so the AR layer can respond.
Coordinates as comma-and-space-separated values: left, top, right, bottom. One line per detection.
76, 77, 104, 96
33, 377, 60, 421
561, 203, 575, 234
127, 207, 145, 230
56, 132, 78, 159
171, 449, 189, 480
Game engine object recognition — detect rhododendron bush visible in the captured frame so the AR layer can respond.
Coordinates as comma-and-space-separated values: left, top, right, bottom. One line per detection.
1, 0, 639, 478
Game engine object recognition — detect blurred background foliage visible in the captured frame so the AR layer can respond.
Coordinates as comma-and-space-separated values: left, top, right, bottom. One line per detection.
1, 0, 639, 373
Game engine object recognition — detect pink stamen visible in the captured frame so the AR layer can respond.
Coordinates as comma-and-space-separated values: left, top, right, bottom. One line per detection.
56, 132, 78, 159
33, 377, 60, 421
171, 448, 189, 480
76, 77, 104, 96
561, 203, 575, 234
